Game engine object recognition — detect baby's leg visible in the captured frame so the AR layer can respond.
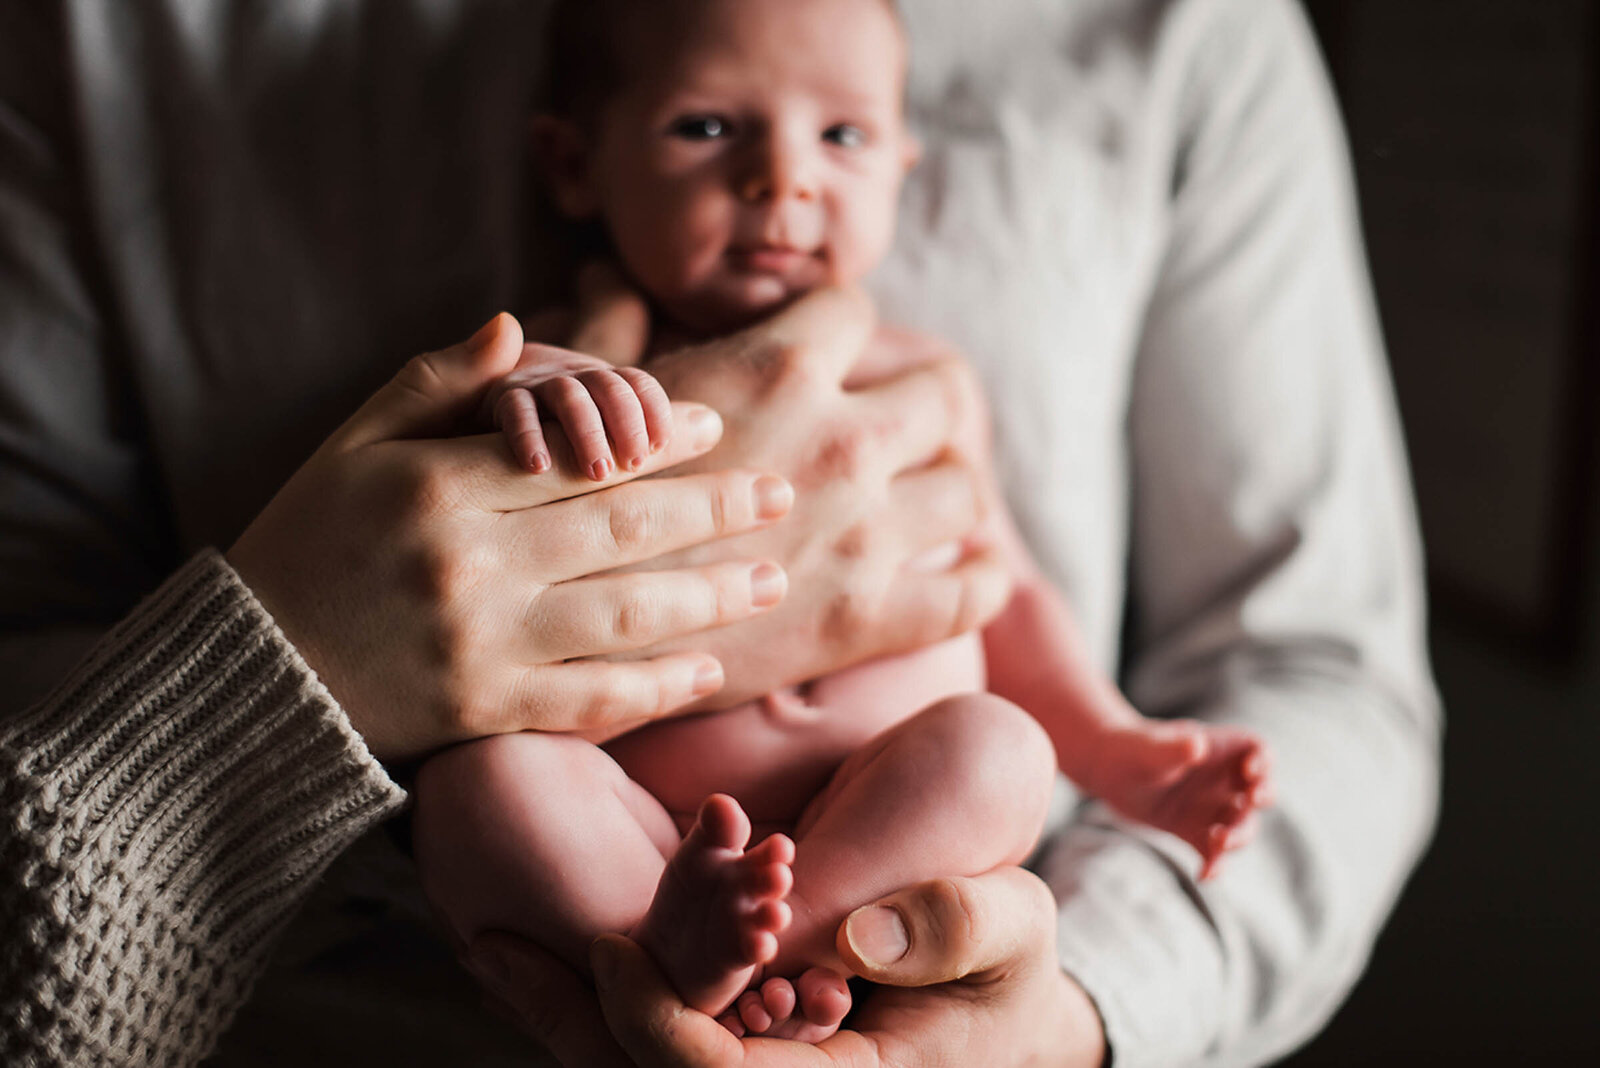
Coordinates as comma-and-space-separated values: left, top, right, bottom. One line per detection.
732, 693, 1057, 1042
987, 574, 1271, 878
413, 733, 792, 1015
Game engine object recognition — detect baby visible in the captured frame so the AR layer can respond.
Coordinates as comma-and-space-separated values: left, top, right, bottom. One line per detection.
413, 0, 1270, 1043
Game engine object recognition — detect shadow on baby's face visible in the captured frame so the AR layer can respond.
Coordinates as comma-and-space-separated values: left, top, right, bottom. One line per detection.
534, 0, 920, 337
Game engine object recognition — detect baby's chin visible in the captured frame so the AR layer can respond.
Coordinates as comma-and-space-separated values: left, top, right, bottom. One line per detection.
661, 274, 816, 338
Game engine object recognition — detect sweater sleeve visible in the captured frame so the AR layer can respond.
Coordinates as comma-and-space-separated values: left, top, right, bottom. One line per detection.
0, 552, 406, 1068
0, 9, 406, 1065
1037, 2, 1441, 1065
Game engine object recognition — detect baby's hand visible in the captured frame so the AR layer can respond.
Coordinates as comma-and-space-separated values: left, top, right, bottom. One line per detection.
488, 347, 672, 479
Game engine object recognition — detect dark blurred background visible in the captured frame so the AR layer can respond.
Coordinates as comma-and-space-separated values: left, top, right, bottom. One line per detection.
1280, 2, 1599, 1063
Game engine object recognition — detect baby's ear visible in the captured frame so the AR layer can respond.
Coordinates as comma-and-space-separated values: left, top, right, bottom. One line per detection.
531, 114, 598, 218
900, 131, 923, 173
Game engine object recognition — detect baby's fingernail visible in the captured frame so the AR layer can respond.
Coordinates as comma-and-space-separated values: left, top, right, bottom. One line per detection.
590, 938, 622, 990
687, 407, 723, 448
591, 457, 612, 480
693, 658, 724, 696
753, 475, 793, 520
845, 906, 909, 968
750, 562, 787, 608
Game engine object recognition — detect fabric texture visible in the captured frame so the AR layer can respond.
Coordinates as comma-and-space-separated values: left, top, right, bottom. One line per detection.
0, 0, 1440, 1065
0, 551, 405, 1066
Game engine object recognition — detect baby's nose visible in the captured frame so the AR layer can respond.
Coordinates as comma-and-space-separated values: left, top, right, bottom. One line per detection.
738, 137, 817, 203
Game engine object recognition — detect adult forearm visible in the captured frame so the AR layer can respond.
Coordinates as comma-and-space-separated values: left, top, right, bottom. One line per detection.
1038, 665, 1438, 1068
0, 551, 405, 1067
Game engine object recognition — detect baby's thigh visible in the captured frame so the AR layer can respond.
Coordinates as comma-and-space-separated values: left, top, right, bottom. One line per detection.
797, 693, 1057, 859
414, 733, 680, 931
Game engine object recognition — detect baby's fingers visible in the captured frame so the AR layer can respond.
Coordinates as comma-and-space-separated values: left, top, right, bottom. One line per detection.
538, 375, 614, 480
578, 368, 652, 474
494, 388, 552, 473
617, 366, 673, 455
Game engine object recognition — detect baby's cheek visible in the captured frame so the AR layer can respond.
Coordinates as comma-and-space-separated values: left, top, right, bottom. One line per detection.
832, 193, 901, 285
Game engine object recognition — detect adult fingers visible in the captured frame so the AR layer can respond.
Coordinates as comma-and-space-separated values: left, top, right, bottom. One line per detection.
570, 261, 651, 364
590, 935, 745, 1068
335, 312, 526, 450
875, 548, 1014, 651
881, 460, 988, 557
507, 468, 794, 582
836, 868, 1058, 987
497, 653, 727, 738
464, 932, 632, 1068
526, 560, 787, 662
848, 356, 974, 474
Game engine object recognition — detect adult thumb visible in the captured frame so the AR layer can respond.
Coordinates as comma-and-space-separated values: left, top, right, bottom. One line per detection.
836, 869, 1054, 986
335, 312, 525, 450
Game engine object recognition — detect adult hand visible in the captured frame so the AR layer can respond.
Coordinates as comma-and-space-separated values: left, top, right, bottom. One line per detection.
546, 268, 1014, 706
465, 866, 1105, 1068
228, 313, 796, 762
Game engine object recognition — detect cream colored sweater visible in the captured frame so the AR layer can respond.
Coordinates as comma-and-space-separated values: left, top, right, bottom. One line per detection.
0, 1, 1440, 1065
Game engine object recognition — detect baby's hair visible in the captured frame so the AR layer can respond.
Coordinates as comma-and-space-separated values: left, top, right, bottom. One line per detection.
541, 0, 904, 119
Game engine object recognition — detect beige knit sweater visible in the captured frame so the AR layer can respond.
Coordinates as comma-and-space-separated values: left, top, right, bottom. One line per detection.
0, 552, 405, 1066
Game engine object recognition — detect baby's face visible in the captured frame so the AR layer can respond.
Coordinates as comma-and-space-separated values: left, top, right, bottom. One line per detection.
549, 0, 915, 335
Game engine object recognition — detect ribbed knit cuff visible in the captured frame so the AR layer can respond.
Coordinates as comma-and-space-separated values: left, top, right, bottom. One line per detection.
0, 549, 406, 1068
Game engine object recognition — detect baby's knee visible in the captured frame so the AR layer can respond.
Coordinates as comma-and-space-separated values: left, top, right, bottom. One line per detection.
911, 695, 1056, 818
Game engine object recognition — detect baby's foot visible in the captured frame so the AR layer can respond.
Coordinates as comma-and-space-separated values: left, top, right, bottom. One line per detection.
631, 794, 796, 1016
728, 969, 853, 1043
1092, 722, 1272, 879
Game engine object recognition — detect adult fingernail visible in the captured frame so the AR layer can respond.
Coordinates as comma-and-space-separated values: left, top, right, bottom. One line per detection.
466, 945, 511, 992
687, 407, 723, 448
750, 562, 787, 608
591, 938, 621, 990
846, 906, 909, 967
693, 658, 724, 696
591, 457, 612, 480
752, 475, 793, 520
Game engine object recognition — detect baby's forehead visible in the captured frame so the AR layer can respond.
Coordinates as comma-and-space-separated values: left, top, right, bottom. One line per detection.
546, 0, 905, 118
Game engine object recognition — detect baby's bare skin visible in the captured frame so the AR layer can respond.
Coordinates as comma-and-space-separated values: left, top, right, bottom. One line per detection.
415, 0, 1270, 1044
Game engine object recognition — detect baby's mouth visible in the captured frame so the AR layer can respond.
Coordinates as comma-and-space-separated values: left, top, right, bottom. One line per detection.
726, 245, 817, 274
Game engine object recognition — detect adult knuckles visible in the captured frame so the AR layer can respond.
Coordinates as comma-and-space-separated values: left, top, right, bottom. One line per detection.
802, 420, 874, 488
614, 588, 664, 645
607, 496, 660, 555
916, 877, 986, 959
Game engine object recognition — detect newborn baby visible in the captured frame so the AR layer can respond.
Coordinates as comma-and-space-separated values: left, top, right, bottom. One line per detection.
414, 0, 1270, 1043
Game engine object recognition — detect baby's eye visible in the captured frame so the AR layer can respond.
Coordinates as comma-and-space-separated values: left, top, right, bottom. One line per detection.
822, 123, 868, 149
668, 115, 730, 141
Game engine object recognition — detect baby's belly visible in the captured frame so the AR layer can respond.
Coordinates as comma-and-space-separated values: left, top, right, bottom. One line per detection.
603, 634, 986, 823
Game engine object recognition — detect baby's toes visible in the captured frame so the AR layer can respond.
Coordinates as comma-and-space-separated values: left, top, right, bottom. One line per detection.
737, 989, 774, 1033
760, 977, 798, 1022
716, 1008, 747, 1037
737, 898, 790, 963
796, 968, 852, 1030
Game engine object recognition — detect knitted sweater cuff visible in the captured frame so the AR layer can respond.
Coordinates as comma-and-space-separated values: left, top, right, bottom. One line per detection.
0, 548, 407, 1067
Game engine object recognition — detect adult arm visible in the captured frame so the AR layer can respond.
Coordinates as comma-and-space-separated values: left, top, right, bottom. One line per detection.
1039, 2, 1440, 1064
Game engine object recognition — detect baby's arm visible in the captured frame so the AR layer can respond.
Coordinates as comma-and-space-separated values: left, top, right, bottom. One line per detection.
983, 506, 1271, 878
488, 343, 672, 478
